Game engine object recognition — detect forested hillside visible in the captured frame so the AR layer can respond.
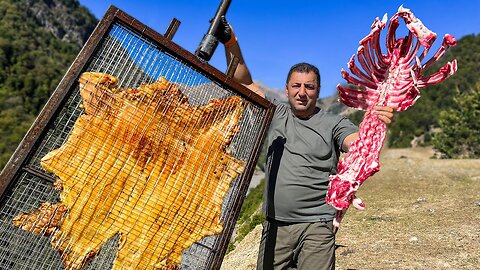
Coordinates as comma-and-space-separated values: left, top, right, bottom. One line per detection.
0, 0, 97, 170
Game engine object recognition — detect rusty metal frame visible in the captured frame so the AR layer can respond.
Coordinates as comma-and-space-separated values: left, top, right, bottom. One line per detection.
0, 5, 274, 269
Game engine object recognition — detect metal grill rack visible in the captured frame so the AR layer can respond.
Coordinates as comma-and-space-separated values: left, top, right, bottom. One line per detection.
0, 6, 274, 270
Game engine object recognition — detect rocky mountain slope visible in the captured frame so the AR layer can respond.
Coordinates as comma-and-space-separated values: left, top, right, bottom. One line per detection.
24, 0, 97, 47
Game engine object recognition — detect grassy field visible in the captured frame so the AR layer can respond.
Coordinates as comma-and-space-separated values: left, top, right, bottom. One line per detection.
222, 147, 480, 270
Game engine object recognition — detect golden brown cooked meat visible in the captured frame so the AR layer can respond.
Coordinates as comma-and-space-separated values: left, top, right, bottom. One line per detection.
13, 72, 246, 270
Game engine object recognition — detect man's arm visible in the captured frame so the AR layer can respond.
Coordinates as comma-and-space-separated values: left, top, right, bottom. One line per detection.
224, 43, 264, 97
342, 106, 395, 151
215, 16, 265, 98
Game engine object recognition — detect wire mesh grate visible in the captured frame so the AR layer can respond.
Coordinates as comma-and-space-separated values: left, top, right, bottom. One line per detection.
0, 8, 272, 270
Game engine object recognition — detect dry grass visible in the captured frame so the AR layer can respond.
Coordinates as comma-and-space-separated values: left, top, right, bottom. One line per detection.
336, 147, 480, 270
222, 147, 480, 270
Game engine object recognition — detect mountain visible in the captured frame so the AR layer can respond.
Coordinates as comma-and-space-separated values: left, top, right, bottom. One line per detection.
24, 0, 97, 47
0, 0, 97, 170
254, 80, 286, 102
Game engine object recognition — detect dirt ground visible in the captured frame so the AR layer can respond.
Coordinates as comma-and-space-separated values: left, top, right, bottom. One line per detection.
221, 147, 480, 270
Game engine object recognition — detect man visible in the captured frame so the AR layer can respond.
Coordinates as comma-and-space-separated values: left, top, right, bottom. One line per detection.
214, 17, 394, 270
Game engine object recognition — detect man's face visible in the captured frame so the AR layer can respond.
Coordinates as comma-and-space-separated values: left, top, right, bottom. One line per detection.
285, 71, 319, 118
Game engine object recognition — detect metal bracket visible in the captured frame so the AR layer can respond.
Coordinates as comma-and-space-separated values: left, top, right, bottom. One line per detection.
226, 55, 239, 78
164, 18, 181, 40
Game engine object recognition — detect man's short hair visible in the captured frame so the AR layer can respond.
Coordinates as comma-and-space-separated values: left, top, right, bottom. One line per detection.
286, 63, 321, 89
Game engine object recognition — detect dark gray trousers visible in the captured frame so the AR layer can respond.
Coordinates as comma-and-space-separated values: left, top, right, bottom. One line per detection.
256, 219, 336, 270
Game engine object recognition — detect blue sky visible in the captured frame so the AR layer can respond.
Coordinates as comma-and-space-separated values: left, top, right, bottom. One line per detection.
78, 0, 479, 98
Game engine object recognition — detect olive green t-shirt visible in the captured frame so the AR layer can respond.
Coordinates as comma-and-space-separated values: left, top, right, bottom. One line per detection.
264, 100, 358, 222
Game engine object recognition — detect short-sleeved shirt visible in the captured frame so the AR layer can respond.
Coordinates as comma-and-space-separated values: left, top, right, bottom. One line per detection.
264, 99, 358, 223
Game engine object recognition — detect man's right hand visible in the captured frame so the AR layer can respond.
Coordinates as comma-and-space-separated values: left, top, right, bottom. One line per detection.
214, 16, 234, 45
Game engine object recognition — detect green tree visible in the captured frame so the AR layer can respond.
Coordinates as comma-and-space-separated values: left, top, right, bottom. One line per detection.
432, 84, 480, 158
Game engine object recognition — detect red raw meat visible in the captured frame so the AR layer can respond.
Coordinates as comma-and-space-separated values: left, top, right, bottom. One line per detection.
326, 6, 457, 227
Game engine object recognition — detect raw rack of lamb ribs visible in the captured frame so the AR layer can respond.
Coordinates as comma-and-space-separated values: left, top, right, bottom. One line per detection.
325, 6, 457, 227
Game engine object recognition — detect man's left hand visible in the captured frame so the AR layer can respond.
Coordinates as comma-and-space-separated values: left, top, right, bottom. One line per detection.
372, 106, 395, 125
